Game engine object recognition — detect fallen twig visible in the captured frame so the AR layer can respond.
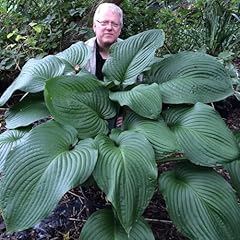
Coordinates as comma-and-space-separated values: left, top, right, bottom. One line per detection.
145, 218, 172, 224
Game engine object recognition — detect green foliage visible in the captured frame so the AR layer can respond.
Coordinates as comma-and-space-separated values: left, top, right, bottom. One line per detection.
45, 74, 117, 138
1, 0, 239, 93
145, 51, 234, 103
225, 132, 240, 197
200, 0, 240, 56
81, 209, 155, 240
0, 121, 98, 232
156, 0, 240, 56
1, 29, 240, 239
160, 163, 240, 239
5, 93, 50, 129
0, 0, 93, 75
121, 0, 161, 38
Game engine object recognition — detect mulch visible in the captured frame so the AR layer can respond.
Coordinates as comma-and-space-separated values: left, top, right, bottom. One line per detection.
0, 181, 188, 240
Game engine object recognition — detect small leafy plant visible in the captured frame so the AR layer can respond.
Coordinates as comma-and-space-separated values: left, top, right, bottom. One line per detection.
0, 29, 240, 239
0, 0, 93, 88
157, 0, 240, 57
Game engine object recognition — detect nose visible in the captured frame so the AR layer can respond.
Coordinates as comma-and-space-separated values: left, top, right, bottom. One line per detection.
106, 24, 113, 30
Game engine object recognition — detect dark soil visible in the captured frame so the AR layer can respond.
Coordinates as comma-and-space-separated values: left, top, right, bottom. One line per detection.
0, 178, 188, 240
0, 60, 240, 240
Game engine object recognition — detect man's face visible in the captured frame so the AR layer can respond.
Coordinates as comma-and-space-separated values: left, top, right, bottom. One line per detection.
93, 8, 121, 48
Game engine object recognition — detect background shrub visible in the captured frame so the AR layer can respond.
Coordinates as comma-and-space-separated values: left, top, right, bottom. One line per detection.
1, 0, 239, 92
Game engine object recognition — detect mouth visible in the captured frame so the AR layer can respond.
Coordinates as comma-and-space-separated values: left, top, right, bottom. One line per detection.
104, 33, 114, 36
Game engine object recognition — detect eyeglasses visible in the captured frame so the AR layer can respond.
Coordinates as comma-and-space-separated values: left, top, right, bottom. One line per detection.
96, 20, 120, 28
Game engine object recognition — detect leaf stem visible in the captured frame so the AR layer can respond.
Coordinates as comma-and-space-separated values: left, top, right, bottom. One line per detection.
156, 156, 189, 164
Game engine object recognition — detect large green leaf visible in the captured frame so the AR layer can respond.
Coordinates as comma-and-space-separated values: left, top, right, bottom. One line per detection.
103, 29, 165, 86
0, 129, 29, 172
0, 56, 66, 106
93, 130, 157, 233
0, 42, 91, 107
110, 83, 162, 119
123, 112, 181, 160
224, 131, 240, 196
144, 51, 234, 103
0, 121, 98, 232
56, 41, 91, 68
163, 102, 239, 166
44, 73, 117, 139
225, 159, 240, 197
159, 163, 240, 240
5, 93, 50, 129
80, 208, 155, 240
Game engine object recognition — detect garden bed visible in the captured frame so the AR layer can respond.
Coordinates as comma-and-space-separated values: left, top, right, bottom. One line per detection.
0, 98, 239, 239
0, 59, 239, 240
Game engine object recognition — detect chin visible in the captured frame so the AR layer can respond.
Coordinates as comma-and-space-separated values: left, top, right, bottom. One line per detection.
103, 40, 116, 45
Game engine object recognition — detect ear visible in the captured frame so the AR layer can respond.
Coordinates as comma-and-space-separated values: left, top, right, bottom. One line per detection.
93, 23, 96, 33
118, 28, 122, 37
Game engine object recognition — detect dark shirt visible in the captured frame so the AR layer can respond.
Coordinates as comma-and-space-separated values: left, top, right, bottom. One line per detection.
95, 41, 106, 81
94, 40, 122, 130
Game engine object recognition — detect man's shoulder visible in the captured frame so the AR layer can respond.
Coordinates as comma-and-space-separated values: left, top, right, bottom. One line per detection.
85, 37, 96, 47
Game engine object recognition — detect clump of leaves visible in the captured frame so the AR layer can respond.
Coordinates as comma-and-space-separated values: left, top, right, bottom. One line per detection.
1, 29, 240, 239
157, 0, 240, 57
0, 0, 93, 77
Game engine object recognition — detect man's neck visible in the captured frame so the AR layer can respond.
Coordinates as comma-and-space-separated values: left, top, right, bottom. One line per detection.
96, 40, 112, 59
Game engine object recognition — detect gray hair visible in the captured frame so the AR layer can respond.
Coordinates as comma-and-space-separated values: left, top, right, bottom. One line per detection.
93, 3, 123, 27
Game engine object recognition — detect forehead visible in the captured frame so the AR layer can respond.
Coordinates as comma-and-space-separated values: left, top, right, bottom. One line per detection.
97, 8, 121, 22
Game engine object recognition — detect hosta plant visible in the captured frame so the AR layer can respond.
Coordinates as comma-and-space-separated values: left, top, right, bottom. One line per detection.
0, 29, 240, 240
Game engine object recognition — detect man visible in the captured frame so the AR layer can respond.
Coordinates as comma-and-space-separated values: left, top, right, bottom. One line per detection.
85, 3, 124, 128
85, 3, 123, 80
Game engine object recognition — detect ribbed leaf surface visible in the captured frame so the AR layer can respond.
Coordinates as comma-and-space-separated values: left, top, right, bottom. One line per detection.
93, 130, 157, 233
123, 112, 181, 160
144, 52, 233, 103
80, 208, 155, 240
0, 56, 66, 106
5, 93, 50, 129
103, 29, 164, 86
0, 129, 29, 172
56, 41, 91, 67
224, 132, 240, 196
159, 163, 240, 240
0, 121, 98, 232
0, 42, 92, 106
110, 83, 162, 119
225, 159, 240, 196
163, 103, 239, 166
44, 73, 116, 138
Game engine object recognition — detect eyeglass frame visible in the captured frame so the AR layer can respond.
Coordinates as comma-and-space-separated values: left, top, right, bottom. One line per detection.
96, 20, 121, 28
